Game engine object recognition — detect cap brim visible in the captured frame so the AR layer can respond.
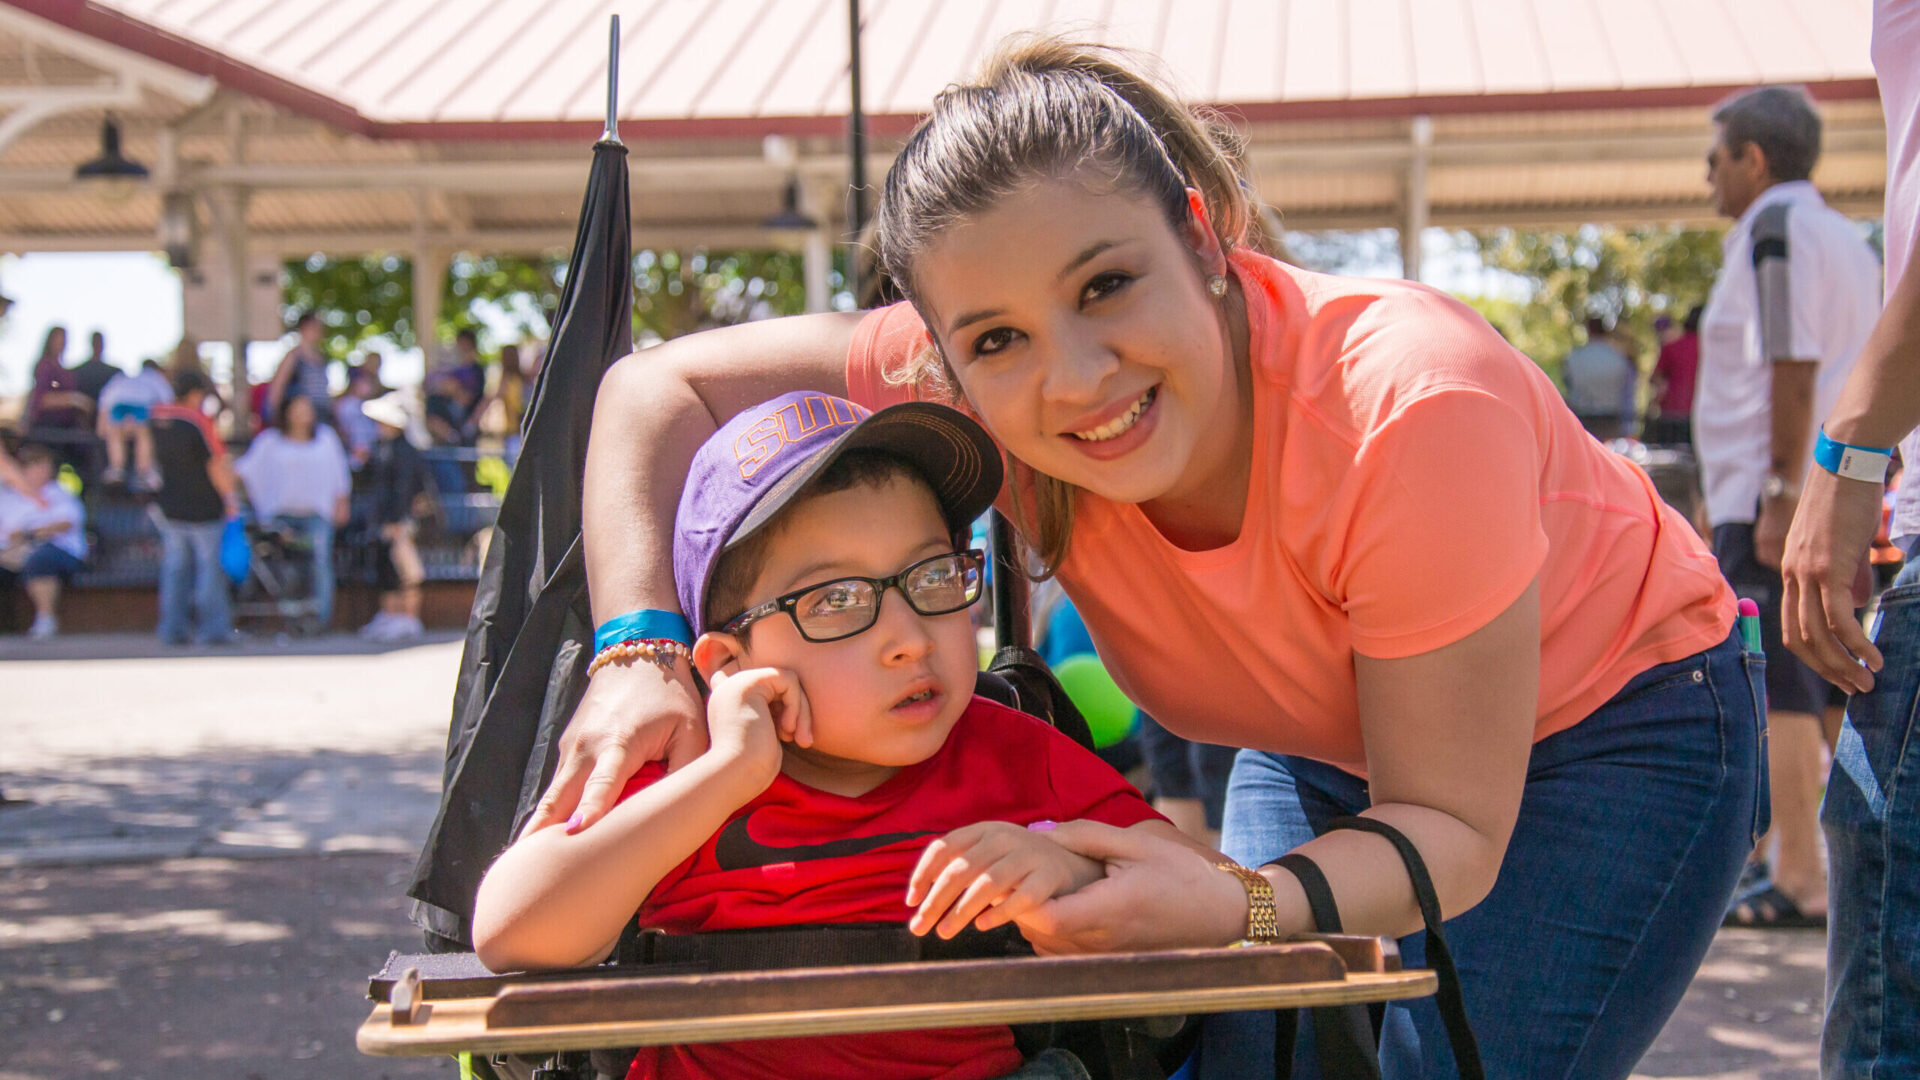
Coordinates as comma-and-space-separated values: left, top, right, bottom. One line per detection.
722, 402, 1004, 559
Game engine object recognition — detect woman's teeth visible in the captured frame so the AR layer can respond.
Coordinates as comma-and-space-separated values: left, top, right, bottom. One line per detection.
1071, 388, 1154, 442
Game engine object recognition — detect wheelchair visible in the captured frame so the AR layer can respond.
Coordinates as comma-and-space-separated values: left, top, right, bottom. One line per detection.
365, 515, 1470, 1080
231, 516, 325, 635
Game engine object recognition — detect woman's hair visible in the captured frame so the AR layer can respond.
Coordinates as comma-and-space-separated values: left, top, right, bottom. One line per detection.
276, 393, 317, 437
872, 34, 1256, 576
36, 325, 67, 367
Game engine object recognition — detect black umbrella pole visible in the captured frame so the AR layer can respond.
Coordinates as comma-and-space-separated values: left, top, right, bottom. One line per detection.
989, 509, 1030, 653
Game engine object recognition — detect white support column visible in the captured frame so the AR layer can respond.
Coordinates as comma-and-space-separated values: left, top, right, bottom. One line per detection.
214, 186, 253, 434
411, 190, 448, 370
1401, 115, 1433, 282
803, 181, 832, 313
414, 249, 448, 371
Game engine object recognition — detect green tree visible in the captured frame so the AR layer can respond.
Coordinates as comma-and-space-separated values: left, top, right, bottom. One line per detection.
282, 248, 848, 362
1454, 225, 1724, 384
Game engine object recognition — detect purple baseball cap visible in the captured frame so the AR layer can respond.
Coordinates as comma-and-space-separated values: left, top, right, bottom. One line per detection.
673, 391, 1004, 636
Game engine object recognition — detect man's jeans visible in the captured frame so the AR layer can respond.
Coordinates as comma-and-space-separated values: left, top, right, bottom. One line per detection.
1824, 557, 1920, 1078
1196, 630, 1767, 1079
273, 513, 335, 627
156, 516, 230, 644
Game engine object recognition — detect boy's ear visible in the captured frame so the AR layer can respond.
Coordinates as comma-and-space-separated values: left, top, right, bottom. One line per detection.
691, 632, 745, 681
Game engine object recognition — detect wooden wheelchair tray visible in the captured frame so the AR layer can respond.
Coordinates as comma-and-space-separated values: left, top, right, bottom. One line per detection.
357, 936, 1434, 1056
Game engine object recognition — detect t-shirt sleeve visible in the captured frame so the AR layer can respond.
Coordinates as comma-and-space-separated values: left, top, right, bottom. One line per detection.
1040, 726, 1164, 829
1754, 202, 1826, 363
846, 302, 932, 411
1335, 390, 1549, 659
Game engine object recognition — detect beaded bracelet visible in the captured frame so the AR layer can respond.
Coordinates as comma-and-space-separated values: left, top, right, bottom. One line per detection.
587, 637, 692, 678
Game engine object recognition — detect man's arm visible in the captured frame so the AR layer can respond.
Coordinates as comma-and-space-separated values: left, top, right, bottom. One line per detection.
1755, 359, 1820, 568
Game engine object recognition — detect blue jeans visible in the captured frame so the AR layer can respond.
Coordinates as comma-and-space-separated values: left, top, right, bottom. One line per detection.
156, 516, 231, 644
273, 513, 335, 626
1197, 631, 1767, 1080
1823, 558, 1920, 1078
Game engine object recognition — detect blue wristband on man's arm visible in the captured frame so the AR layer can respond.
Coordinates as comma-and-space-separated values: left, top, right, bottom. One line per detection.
1813, 428, 1896, 484
593, 609, 694, 653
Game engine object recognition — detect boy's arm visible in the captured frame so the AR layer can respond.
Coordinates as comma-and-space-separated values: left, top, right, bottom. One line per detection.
471, 664, 797, 972
470, 750, 771, 972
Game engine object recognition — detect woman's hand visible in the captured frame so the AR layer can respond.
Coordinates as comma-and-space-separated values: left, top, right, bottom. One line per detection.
994, 821, 1247, 955
522, 660, 710, 836
906, 822, 1107, 940
702, 664, 808, 793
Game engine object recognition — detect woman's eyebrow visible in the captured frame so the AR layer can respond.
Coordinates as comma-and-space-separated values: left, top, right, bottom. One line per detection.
944, 239, 1121, 338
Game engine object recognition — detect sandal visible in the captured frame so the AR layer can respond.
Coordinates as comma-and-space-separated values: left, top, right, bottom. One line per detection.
1723, 883, 1827, 929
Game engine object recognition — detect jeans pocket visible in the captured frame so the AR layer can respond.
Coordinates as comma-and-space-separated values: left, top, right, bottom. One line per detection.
1740, 652, 1771, 847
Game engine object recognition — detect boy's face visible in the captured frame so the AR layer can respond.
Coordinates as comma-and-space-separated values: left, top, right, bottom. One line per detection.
20, 459, 54, 488
715, 474, 979, 785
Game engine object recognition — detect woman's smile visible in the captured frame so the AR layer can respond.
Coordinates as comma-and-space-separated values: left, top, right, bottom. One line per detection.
1060, 385, 1161, 461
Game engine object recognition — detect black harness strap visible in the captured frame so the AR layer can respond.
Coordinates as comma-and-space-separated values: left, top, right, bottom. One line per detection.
1268, 853, 1380, 1080
1326, 816, 1486, 1080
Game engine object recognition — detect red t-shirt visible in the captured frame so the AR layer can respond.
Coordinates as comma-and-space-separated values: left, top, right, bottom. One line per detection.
621, 696, 1162, 1080
1653, 333, 1699, 415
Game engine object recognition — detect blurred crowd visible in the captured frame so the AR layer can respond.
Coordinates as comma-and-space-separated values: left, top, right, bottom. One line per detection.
2, 320, 538, 643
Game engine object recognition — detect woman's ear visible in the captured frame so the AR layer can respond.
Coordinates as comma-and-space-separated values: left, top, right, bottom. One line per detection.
1181, 188, 1227, 275
691, 633, 745, 681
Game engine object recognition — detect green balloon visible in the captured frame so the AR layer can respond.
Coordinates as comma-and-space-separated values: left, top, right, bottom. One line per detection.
1053, 653, 1137, 749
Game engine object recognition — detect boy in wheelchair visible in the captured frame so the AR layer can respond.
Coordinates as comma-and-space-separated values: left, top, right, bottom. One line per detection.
472, 393, 1196, 1080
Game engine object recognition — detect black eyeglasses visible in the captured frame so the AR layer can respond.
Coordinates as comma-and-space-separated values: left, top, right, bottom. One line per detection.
720, 550, 986, 643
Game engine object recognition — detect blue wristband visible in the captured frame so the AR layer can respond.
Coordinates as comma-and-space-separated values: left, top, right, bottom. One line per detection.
1813, 428, 1895, 484
593, 609, 693, 652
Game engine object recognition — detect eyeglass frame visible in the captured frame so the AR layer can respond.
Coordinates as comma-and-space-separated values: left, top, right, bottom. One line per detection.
717, 549, 987, 643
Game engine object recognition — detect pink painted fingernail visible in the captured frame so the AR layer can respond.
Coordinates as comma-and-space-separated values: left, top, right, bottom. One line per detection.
565, 811, 585, 834
1027, 820, 1057, 832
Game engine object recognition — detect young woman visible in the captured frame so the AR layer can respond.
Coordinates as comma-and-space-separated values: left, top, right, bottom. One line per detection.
534, 38, 1760, 1079
234, 394, 352, 630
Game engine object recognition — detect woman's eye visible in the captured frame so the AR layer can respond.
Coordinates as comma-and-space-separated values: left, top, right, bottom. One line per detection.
972, 327, 1017, 357
1081, 271, 1132, 305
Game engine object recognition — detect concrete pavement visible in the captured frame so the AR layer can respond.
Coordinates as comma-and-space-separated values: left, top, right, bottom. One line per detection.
0, 634, 1827, 1079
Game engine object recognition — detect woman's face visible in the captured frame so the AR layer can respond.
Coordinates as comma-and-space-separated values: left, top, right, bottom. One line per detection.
912, 178, 1243, 509
285, 396, 316, 436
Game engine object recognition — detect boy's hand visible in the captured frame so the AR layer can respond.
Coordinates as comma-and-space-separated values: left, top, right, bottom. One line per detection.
906, 822, 1105, 940
703, 665, 810, 794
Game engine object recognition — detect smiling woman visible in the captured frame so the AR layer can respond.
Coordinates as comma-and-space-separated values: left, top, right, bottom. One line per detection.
549, 33, 1761, 1080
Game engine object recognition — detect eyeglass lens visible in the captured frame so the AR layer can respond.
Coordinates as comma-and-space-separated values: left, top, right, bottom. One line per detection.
793, 554, 981, 640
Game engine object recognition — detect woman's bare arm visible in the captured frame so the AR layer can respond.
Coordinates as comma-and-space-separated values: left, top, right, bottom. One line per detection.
523, 312, 866, 835
1020, 582, 1539, 952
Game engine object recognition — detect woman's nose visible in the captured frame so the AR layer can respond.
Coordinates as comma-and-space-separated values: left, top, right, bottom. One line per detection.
1038, 334, 1119, 406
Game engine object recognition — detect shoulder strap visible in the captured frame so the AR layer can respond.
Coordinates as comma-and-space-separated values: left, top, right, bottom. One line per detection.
1327, 816, 1485, 1080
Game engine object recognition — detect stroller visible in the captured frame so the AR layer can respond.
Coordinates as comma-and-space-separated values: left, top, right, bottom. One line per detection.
230, 516, 325, 635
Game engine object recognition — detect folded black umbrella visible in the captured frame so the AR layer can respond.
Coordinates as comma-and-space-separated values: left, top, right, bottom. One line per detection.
407, 130, 632, 948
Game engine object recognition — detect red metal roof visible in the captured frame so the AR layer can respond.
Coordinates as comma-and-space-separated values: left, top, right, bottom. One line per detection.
4, 0, 1879, 141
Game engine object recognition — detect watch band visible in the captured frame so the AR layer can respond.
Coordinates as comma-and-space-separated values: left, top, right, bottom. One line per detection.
1215, 861, 1282, 944
1814, 429, 1895, 484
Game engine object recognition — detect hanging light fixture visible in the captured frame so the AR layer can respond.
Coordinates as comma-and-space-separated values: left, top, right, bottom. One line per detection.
762, 176, 818, 234
74, 114, 149, 201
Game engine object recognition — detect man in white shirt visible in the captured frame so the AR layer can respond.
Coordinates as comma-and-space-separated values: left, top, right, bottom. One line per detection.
1697, 85, 1884, 930
0, 443, 88, 640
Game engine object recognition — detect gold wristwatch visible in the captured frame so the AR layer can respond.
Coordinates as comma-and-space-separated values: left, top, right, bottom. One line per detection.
1215, 861, 1282, 944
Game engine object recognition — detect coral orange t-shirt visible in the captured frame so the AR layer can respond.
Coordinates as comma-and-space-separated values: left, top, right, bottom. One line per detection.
848, 251, 1733, 772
